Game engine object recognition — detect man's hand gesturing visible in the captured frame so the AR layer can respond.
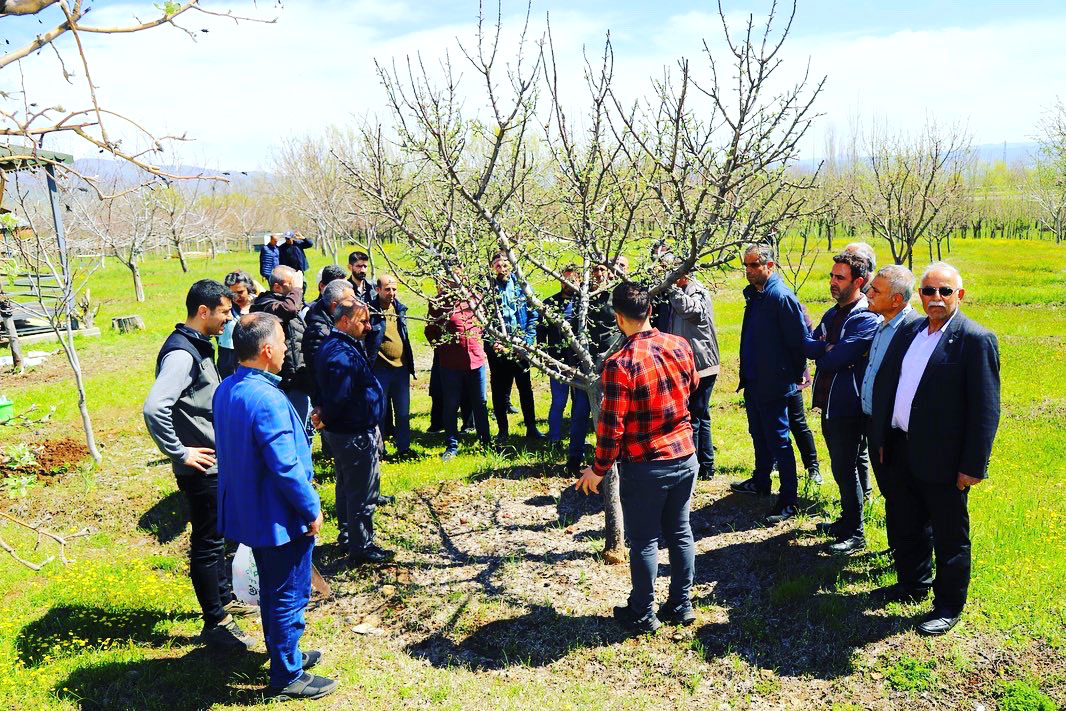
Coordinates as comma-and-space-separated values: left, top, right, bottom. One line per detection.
575, 466, 604, 495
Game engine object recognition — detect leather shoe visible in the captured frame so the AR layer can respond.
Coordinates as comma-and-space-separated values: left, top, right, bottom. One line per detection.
870, 583, 930, 605
917, 609, 961, 636
827, 535, 866, 555
815, 520, 843, 537
348, 545, 395, 566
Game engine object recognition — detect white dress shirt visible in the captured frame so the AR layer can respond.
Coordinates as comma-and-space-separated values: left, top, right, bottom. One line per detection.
891, 311, 957, 432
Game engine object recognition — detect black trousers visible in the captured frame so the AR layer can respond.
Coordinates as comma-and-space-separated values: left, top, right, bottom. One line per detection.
821, 414, 866, 538
429, 355, 473, 431
175, 473, 233, 626
786, 390, 819, 472
887, 430, 971, 613
324, 429, 382, 554
689, 374, 717, 472
866, 417, 898, 552
486, 349, 537, 437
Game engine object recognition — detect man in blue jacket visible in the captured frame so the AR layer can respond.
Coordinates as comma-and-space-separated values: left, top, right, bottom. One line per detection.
213, 312, 336, 701
259, 234, 280, 282
488, 252, 541, 441
804, 253, 880, 554
732, 243, 810, 523
313, 299, 394, 565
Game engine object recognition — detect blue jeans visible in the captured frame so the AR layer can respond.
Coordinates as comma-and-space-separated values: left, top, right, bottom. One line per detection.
547, 380, 592, 460
374, 364, 411, 451
441, 365, 491, 452
745, 393, 798, 503
252, 535, 314, 689
619, 454, 698, 619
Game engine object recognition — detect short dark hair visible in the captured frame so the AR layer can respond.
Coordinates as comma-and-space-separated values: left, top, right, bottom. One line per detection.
224, 270, 257, 295
233, 312, 281, 362
319, 264, 346, 285
562, 263, 578, 274
611, 281, 652, 322
186, 279, 234, 317
491, 251, 509, 264
833, 252, 870, 283
348, 251, 369, 264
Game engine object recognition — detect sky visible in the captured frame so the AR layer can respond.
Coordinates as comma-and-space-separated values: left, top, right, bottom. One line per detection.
2, 0, 1065, 171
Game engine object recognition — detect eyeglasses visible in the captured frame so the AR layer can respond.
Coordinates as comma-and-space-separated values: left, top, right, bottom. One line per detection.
920, 286, 955, 297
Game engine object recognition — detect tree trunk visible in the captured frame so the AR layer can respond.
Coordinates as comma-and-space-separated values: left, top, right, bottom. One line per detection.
588, 382, 626, 564
59, 322, 102, 463
129, 262, 145, 302
176, 243, 189, 273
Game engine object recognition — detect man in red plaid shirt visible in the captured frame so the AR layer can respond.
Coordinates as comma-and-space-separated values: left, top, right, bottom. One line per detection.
576, 281, 699, 634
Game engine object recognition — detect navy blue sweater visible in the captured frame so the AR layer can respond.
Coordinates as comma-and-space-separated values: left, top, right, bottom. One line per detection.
313, 329, 384, 434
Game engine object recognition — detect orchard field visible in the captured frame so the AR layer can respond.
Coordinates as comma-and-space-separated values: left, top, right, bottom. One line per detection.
0, 237, 1063, 710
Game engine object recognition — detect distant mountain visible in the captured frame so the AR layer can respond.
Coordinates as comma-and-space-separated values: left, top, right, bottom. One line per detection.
797, 141, 1040, 172
70, 159, 272, 193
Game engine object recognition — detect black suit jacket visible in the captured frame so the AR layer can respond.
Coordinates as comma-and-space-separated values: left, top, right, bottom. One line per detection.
866, 309, 923, 454
872, 310, 1001, 484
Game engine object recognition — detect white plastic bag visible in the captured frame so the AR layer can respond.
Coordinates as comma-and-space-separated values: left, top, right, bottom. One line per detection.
232, 544, 260, 605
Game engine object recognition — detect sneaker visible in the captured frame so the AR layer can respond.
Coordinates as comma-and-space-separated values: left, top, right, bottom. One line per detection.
270, 672, 338, 700
507, 402, 519, 414
222, 599, 259, 618
613, 605, 661, 634
376, 494, 395, 506
730, 477, 772, 496
807, 467, 823, 485
827, 535, 866, 555
348, 545, 396, 566
461, 425, 478, 435
815, 519, 844, 537
525, 429, 544, 441
441, 449, 458, 462
201, 615, 256, 651
656, 601, 696, 626
302, 650, 322, 670
764, 500, 798, 524
699, 466, 716, 480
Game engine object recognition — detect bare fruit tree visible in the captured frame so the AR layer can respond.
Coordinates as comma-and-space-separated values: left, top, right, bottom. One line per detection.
848, 120, 973, 269
345, 1, 822, 562
1031, 99, 1066, 244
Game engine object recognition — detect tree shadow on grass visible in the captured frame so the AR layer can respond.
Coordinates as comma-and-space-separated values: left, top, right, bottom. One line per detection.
408, 604, 626, 670
16, 604, 201, 668
137, 491, 188, 544
691, 527, 911, 679
54, 646, 271, 710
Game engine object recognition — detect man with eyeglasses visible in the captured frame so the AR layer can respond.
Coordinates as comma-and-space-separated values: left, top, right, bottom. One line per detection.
871, 262, 1000, 636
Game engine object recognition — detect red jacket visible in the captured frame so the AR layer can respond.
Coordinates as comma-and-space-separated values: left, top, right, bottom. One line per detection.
424, 297, 486, 370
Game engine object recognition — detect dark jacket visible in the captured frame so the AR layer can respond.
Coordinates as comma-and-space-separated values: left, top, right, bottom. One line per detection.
302, 297, 335, 404
537, 290, 581, 366
872, 311, 1001, 483
586, 290, 620, 362
803, 295, 880, 418
278, 238, 312, 272
250, 288, 307, 391
259, 243, 280, 280
313, 329, 385, 434
866, 310, 923, 451
146, 325, 220, 477
349, 276, 375, 305
365, 295, 416, 376
738, 272, 809, 402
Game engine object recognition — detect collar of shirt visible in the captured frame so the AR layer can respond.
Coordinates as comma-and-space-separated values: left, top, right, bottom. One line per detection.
922, 307, 959, 336
236, 365, 282, 386
880, 303, 913, 331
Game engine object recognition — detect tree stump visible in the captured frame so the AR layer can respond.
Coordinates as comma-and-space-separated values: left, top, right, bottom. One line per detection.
111, 315, 145, 334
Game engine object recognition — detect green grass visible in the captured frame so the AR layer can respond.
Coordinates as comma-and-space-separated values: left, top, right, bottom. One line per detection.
1, 237, 1064, 708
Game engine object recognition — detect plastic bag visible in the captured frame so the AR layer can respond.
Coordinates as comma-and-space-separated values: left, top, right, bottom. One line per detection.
232, 543, 260, 605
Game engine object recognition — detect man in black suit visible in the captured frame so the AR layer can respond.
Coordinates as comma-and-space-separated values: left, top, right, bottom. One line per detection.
871, 262, 1000, 636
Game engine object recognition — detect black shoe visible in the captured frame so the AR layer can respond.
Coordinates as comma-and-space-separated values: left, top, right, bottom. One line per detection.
201, 615, 256, 651
815, 520, 844, 537
427, 425, 444, 433
337, 533, 349, 547
302, 650, 322, 670
917, 609, 961, 636
507, 402, 519, 414
565, 456, 583, 477
827, 535, 866, 555
807, 467, 823, 485
613, 605, 661, 634
348, 545, 395, 566
461, 425, 477, 435
525, 429, 544, 441
656, 602, 696, 626
869, 583, 930, 605
270, 672, 338, 700
376, 494, 395, 506
222, 599, 259, 618
393, 449, 415, 461
764, 500, 798, 524
730, 477, 772, 496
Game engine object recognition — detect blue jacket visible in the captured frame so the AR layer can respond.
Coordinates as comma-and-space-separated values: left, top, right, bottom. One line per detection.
365, 296, 416, 376
279, 238, 313, 272
803, 295, 880, 418
314, 329, 385, 434
259, 244, 280, 281
493, 274, 538, 346
213, 367, 320, 548
738, 272, 809, 402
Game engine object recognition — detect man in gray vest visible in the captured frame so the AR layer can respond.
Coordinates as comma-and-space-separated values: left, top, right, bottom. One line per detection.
144, 279, 257, 652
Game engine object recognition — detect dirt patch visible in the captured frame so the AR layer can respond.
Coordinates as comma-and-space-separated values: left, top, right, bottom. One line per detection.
0, 437, 89, 480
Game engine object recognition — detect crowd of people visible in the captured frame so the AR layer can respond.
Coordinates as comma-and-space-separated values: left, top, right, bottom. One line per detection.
141, 240, 1000, 701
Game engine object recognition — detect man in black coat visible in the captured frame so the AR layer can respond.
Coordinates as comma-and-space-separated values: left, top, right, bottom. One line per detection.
250, 266, 310, 428
870, 262, 1000, 636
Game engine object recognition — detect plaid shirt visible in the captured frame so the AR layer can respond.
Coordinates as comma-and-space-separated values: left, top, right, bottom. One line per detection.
593, 329, 698, 476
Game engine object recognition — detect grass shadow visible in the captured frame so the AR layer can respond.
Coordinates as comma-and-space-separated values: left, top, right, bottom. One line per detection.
137, 491, 189, 544
408, 604, 626, 670
16, 604, 200, 668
